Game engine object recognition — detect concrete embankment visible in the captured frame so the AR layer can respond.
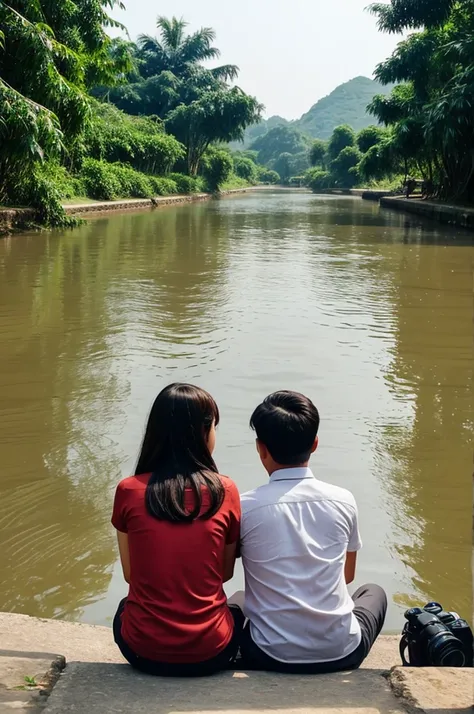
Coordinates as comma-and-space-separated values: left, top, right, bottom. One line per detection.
0, 206, 36, 234
318, 188, 394, 201
381, 196, 474, 231
64, 188, 256, 217
0, 188, 256, 234
0, 612, 471, 714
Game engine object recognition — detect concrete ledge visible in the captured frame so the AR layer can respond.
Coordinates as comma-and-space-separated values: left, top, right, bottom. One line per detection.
318, 188, 366, 196
316, 189, 394, 201
0, 188, 254, 233
43, 663, 406, 714
1, 614, 471, 714
0, 612, 398, 667
389, 666, 473, 714
380, 197, 474, 231
63, 193, 211, 215
361, 190, 394, 201
0, 651, 65, 713
0, 207, 36, 233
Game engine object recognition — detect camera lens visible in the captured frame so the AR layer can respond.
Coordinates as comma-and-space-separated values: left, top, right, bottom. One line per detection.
428, 633, 466, 667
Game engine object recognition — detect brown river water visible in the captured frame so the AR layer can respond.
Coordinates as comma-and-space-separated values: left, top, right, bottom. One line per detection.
0, 191, 472, 631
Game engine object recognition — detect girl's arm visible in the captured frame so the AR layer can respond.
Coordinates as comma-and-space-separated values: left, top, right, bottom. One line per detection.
223, 480, 241, 583
117, 531, 131, 584
223, 541, 238, 583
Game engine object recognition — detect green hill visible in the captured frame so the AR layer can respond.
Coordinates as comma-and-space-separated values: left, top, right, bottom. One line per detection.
229, 115, 288, 149
293, 77, 393, 140
232, 76, 393, 149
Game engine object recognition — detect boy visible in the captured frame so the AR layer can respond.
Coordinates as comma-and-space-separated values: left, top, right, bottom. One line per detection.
239, 390, 387, 673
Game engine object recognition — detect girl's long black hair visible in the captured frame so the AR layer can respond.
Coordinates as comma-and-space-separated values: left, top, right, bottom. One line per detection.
136, 383, 224, 522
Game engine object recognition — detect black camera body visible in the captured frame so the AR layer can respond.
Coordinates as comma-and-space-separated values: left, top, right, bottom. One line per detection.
401, 602, 473, 667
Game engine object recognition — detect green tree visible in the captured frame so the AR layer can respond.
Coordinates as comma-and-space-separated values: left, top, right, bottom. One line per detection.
327, 125, 356, 160
369, 0, 456, 32
273, 153, 293, 183
82, 101, 184, 175
233, 156, 258, 183
201, 148, 233, 191
369, 0, 474, 200
0, 1, 128, 221
309, 139, 327, 167
357, 125, 386, 154
251, 126, 311, 165
289, 151, 311, 176
258, 167, 280, 184
330, 146, 361, 188
358, 140, 397, 183
166, 88, 261, 175
137, 16, 238, 82
305, 168, 331, 191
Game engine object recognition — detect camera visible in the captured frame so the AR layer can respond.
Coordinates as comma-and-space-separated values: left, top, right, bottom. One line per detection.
400, 602, 473, 667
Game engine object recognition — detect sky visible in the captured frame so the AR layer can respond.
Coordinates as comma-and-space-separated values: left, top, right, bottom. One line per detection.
112, 0, 401, 120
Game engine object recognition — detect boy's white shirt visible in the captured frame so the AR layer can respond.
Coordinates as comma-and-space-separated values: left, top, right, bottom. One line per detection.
240, 467, 363, 663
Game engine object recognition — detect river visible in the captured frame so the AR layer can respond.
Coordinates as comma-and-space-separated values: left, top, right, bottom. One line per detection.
0, 190, 472, 631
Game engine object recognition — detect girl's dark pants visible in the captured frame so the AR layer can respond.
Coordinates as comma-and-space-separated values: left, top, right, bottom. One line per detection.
113, 599, 244, 677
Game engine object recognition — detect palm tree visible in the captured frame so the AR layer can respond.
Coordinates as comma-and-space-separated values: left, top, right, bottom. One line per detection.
137, 16, 238, 83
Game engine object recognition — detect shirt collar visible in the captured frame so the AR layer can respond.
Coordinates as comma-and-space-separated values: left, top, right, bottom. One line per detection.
270, 467, 315, 483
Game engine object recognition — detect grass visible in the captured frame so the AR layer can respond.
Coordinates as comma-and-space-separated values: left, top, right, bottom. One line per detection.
220, 175, 253, 191
12, 675, 39, 691
61, 196, 102, 205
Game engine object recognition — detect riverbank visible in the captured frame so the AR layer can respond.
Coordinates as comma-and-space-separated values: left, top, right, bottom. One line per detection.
0, 613, 471, 714
380, 196, 474, 231
317, 188, 394, 201
0, 188, 260, 235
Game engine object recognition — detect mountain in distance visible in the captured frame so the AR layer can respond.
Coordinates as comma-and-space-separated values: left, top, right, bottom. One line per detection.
233, 77, 393, 148
230, 115, 288, 149
293, 76, 393, 140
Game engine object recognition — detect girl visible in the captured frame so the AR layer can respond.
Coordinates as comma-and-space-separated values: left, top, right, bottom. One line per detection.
112, 383, 242, 676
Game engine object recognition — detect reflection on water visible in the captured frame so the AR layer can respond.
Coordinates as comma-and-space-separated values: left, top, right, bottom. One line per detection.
0, 192, 472, 629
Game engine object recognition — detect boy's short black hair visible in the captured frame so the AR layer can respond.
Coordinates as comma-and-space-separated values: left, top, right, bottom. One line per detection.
250, 391, 320, 465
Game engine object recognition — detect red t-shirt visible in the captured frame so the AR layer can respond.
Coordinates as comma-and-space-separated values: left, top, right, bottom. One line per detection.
111, 473, 241, 663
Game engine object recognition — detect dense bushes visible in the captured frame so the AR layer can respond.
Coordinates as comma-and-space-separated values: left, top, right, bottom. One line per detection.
306, 169, 331, 191
0, 8, 260, 224
234, 156, 258, 183
168, 173, 202, 194
82, 103, 185, 175
258, 167, 280, 184
200, 149, 234, 192
79, 159, 178, 201
305, 124, 394, 191
150, 177, 178, 196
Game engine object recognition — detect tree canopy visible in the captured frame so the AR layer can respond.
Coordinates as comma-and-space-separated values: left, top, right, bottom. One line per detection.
0, 0, 131, 220
250, 126, 311, 166
137, 16, 238, 82
166, 88, 262, 174
367, 0, 474, 200
309, 140, 327, 167
327, 125, 356, 160
0, 7, 263, 220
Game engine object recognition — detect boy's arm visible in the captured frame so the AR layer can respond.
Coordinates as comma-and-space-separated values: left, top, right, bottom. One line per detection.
345, 551, 357, 584
346, 500, 362, 584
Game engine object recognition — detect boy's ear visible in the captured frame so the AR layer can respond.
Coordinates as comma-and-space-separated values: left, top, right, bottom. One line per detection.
311, 437, 319, 454
256, 439, 268, 460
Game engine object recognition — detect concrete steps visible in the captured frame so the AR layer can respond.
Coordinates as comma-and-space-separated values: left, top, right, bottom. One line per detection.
0, 613, 471, 714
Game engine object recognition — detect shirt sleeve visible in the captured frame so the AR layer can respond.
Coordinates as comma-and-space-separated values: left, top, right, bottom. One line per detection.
111, 481, 128, 533
348, 502, 363, 552
225, 481, 241, 545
